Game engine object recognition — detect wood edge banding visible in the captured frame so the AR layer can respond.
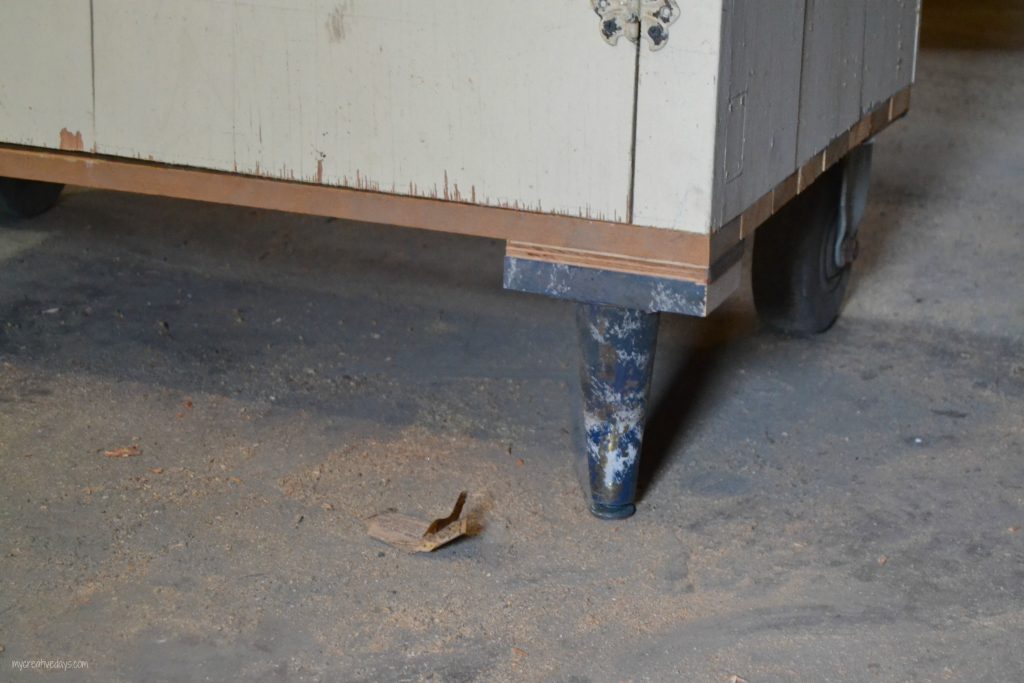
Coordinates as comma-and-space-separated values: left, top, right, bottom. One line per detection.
0, 144, 711, 267
506, 242, 710, 284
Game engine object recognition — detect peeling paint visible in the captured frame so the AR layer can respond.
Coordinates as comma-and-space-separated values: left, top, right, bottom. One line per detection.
647, 280, 704, 314
503, 257, 706, 316
228, 159, 617, 221
59, 128, 85, 152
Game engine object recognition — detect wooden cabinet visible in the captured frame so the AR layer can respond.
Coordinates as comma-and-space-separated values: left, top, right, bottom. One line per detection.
3, 0, 917, 233
0, 0, 921, 516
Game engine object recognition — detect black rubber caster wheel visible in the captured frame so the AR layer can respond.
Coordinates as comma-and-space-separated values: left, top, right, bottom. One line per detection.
752, 143, 872, 336
0, 177, 65, 222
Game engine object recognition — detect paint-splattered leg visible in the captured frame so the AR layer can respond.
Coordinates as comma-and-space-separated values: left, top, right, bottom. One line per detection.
576, 302, 659, 519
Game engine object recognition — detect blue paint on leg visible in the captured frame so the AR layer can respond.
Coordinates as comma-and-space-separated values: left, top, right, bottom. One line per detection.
504, 256, 708, 316
576, 303, 659, 519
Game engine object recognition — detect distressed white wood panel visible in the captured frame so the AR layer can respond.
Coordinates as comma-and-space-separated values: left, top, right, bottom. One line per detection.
0, 1, 94, 152
632, 0, 724, 233
797, 0, 866, 164
93, 0, 637, 222
862, 0, 920, 112
715, 0, 807, 228
93, 1, 236, 169
232, 1, 318, 181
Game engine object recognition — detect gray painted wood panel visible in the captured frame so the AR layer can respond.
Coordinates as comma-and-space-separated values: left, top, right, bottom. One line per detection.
797, 0, 867, 164
716, 0, 807, 227
862, 0, 920, 111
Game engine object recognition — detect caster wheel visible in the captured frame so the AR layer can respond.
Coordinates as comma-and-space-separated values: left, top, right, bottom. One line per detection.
0, 177, 64, 222
752, 143, 872, 336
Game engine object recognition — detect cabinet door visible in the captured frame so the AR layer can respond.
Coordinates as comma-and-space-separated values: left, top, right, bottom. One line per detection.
0, 0, 94, 152
92, 1, 638, 222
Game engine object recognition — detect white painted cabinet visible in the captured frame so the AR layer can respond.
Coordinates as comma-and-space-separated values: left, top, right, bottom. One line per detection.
0, 0, 922, 518
2, 0, 918, 233
0, 0, 919, 318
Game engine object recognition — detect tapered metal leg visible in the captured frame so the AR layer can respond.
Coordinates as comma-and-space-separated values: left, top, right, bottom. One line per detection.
576, 303, 659, 519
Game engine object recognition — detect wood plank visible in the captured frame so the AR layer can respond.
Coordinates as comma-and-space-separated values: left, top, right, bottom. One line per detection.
862, 0, 920, 112
869, 104, 892, 137
0, 145, 710, 266
506, 243, 710, 284
503, 242, 743, 317
716, 0, 807, 227
0, 1, 94, 152
710, 217, 742, 264
503, 257, 710, 317
740, 192, 773, 239
796, 0, 867, 165
824, 131, 851, 168
705, 260, 743, 314
704, 90, 907, 249
773, 173, 799, 212
798, 151, 825, 193
742, 91, 908, 238
850, 116, 874, 148
92, 0, 638, 222
632, 0, 725, 233
92, 0, 236, 170
891, 88, 912, 119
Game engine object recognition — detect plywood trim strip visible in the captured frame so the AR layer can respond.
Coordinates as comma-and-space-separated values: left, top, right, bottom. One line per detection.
506, 241, 710, 283
0, 144, 710, 267
890, 87, 912, 119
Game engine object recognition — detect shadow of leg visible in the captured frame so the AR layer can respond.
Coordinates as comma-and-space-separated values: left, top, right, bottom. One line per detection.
635, 337, 725, 502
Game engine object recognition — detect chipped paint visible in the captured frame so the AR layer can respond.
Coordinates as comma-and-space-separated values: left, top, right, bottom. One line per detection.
503, 257, 706, 316
228, 154, 620, 219
213, 160, 619, 221
58, 128, 85, 152
648, 280, 706, 316
576, 303, 659, 518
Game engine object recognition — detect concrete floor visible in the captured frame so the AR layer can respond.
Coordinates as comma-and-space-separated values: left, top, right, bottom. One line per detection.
2, 10, 1023, 683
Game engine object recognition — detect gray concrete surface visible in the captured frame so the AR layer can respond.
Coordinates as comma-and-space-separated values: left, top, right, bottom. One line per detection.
2, 12, 1023, 683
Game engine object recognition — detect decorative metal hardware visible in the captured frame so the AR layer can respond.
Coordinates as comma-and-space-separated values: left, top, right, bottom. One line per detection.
590, 0, 681, 51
